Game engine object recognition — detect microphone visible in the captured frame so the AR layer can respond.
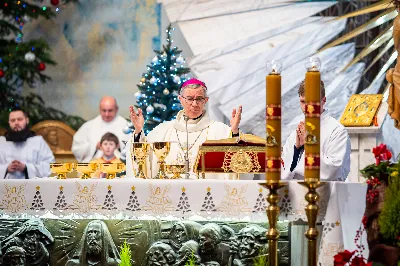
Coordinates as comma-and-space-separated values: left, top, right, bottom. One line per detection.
183, 113, 190, 179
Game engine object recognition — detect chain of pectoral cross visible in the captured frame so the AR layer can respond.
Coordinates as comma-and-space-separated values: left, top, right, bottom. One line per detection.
175, 128, 205, 154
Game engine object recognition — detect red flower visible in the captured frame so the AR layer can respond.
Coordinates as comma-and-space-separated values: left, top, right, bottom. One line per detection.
372, 144, 392, 165
350, 256, 367, 266
334, 250, 355, 265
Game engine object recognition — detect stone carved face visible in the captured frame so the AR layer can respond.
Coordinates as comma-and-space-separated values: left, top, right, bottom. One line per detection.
5, 247, 26, 266
175, 241, 199, 266
86, 223, 102, 256
170, 224, 187, 248
238, 233, 257, 258
22, 231, 39, 257
236, 225, 267, 259
147, 242, 176, 266
199, 231, 217, 253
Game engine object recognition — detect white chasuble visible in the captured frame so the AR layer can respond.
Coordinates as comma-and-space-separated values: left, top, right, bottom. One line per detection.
126, 111, 236, 179
72, 115, 129, 162
0, 136, 55, 179
281, 112, 351, 181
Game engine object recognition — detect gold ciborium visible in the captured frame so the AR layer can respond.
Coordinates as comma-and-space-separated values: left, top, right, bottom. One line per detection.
152, 142, 171, 179
99, 163, 125, 179
166, 164, 185, 179
50, 163, 75, 179
131, 142, 150, 179
76, 163, 98, 179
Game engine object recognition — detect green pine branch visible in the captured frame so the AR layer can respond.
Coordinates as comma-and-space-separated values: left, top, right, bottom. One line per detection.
378, 176, 400, 247
119, 240, 132, 266
0, 0, 84, 130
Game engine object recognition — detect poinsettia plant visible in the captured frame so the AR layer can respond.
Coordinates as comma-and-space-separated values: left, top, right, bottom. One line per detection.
334, 250, 372, 266
360, 144, 399, 181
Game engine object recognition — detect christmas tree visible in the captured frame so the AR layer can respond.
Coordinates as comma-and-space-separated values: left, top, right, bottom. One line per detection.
176, 187, 191, 216
54, 185, 67, 211
253, 188, 267, 213
30, 186, 44, 211
0, 0, 84, 130
126, 186, 141, 211
102, 185, 117, 210
132, 24, 191, 134
201, 187, 216, 212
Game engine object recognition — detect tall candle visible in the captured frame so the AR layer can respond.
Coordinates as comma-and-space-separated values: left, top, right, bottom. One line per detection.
304, 70, 321, 182
266, 61, 282, 182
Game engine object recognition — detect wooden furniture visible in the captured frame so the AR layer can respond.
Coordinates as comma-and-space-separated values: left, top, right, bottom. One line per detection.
31, 120, 77, 163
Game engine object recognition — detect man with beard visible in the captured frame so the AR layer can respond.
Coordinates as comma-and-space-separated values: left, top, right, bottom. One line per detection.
0, 108, 54, 179
228, 224, 267, 266
1, 219, 54, 266
167, 221, 201, 252
198, 224, 230, 266
66, 220, 120, 266
281, 80, 351, 181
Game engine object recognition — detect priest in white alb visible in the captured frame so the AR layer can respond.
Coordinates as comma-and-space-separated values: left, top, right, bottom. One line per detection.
281, 80, 351, 181
72, 96, 129, 162
0, 108, 54, 179
126, 79, 243, 179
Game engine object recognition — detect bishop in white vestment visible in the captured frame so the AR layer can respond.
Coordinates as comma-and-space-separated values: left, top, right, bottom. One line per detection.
126, 79, 243, 179
281, 80, 351, 181
0, 108, 54, 179
72, 96, 129, 162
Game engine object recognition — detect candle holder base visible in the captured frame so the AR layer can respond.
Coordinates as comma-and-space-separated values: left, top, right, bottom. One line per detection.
299, 181, 326, 266
259, 181, 286, 266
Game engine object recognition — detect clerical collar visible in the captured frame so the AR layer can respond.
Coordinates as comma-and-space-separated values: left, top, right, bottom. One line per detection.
174, 110, 213, 133
191, 113, 203, 121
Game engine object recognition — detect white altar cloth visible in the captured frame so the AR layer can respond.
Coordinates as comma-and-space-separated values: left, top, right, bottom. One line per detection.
0, 179, 368, 265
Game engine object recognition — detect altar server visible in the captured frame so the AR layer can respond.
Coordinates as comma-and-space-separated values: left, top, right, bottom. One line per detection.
281, 80, 351, 181
90, 132, 124, 178
72, 96, 129, 162
127, 79, 242, 179
0, 108, 54, 179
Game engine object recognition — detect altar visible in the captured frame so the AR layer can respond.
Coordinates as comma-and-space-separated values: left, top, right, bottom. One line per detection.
0, 179, 367, 266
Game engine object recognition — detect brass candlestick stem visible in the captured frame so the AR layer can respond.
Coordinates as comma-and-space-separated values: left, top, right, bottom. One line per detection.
259, 181, 286, 266
299, 181, 325, 266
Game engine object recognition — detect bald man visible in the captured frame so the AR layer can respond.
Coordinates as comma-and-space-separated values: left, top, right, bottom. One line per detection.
72, 96, 129, 162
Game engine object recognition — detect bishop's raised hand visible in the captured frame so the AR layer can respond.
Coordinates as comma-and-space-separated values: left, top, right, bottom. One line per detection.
230, 105, 242, 134
129, 106, 144, 134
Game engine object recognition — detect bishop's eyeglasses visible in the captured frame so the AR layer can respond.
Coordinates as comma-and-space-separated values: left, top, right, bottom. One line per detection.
181, 96, 207, 104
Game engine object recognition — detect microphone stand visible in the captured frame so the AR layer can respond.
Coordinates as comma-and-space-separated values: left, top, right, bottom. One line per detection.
183, 114, 190, 179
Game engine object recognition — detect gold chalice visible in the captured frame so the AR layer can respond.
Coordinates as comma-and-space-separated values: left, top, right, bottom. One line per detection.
152, 142, 171, 179
99, 163, 125, 179
131, 142, 150, 179
50, 163, 75, 179
76, 163, 98, 179
166, 164, 185, 179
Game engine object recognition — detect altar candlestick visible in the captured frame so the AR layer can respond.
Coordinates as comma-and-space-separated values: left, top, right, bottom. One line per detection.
304, 59, 321, 182
266, 60, 282, 182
